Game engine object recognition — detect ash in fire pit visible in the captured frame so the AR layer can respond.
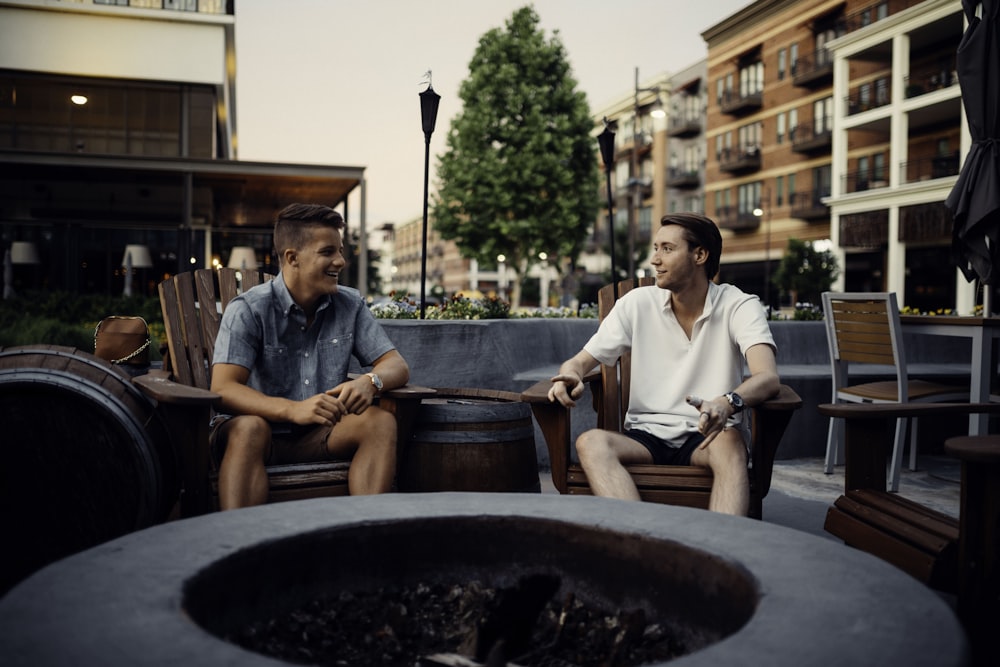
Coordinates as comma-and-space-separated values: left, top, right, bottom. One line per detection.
231, 575, 690, 666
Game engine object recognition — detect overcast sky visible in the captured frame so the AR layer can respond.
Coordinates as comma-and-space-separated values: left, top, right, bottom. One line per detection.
234, 0, 751, 227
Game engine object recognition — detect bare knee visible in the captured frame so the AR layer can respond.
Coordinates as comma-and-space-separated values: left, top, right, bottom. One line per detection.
705, 434, 747, 475
576, 429, 617, 468
358, 407, 397, 453
222, 415, 271, 461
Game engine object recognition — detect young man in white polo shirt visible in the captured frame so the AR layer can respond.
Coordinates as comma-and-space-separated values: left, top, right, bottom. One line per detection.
547, 213, 779, 515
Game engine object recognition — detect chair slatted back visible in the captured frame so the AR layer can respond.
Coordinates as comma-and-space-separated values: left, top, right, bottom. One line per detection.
160, 267, 274, 391
822, 292, 906, 394
596, 277, 656, 431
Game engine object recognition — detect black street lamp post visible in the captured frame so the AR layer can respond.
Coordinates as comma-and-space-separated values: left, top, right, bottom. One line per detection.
419, 73, 440, 319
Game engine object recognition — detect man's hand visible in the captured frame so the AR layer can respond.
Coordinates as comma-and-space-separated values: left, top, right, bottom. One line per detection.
326, 376, 377, 415
287, 392, 349, 427
548, 372, 584, 407
686, 395, 733, 450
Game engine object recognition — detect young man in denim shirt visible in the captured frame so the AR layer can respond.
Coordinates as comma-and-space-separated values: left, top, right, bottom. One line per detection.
211, 204, 409, 509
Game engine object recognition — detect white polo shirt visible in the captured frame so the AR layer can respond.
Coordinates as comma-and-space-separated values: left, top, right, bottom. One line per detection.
583, 282, 776, 446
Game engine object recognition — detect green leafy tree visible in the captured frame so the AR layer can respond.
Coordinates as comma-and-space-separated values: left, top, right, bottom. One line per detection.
432, 6, 599, 307
772, 238, 840, 306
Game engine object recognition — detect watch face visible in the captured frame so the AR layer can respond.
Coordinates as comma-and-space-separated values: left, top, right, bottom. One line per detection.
370, 373, 383, 390
728, 392, 744, 410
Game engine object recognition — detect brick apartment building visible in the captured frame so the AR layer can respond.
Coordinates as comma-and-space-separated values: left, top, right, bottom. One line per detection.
702, 0, 970, 312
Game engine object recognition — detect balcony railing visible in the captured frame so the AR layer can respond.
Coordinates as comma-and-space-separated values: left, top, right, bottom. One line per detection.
720, 89, 763, 116
901, 152, 960, 184
718, 145, 762, 174
715, 205, 761, 231
843, 170, 889, 194
666, 168, 701, 189
846, 83, 891, 116
790, 123, 832, 153
836, 1, 923, 36
791, 49, 833, 87
790, 191, 830, 221
904, 65, 958, 99
667, 115, 703, 138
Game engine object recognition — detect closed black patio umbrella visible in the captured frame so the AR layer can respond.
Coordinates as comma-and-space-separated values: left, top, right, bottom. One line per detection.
946, 0, 1000, 306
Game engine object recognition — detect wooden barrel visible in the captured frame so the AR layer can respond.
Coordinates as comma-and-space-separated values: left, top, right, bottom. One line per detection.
400, 388, 539, 493
0, 345, 177, 593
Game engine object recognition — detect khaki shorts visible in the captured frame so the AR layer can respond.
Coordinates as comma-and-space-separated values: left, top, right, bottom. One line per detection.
209, 415, 337, 468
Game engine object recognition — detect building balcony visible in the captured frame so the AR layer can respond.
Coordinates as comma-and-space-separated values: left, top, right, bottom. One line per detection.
718, 145, 761, 174
790, 124, 832, 154
715, 205, 760, 232
904, 66, 958, 99
666, 168, 700, 189
720, 89, 763, 116
791, 49, 833, 88
901, 152, 960, 184
846, 79, 891, 116
789, 191, 830, 221
844, 170, 889, 194
837, 0, 923, 36
666, 115, 702, 138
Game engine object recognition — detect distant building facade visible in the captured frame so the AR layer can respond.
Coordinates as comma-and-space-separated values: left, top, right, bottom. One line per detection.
0, 0, 366, 296
702, 0, 969, 311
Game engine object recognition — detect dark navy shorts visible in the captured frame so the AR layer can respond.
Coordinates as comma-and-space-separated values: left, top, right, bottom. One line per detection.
623, 429, 704, 465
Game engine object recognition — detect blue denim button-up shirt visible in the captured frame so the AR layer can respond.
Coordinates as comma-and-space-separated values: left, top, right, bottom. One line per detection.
213, 274, 395, 401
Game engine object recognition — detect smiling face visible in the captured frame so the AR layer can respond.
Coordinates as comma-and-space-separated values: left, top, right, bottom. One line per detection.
649, 223, 707, 292
283, 225, 347, 308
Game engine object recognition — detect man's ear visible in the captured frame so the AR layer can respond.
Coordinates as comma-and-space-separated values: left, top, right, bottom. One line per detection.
282, 247, 297, 267
693, 246, 708, 266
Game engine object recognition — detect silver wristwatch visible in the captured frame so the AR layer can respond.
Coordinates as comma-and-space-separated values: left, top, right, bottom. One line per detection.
724, 391, 745, 413
366, 372, 383, 392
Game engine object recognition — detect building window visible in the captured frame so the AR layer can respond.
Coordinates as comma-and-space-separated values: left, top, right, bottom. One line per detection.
738, 182, 762, 215
778, 49, 786, 80
877, 2, 889, 20
813, 165, 831, 197
715, 135, 723, 160
777, 112, 786, 144
814, 97, 833, 132
875, 78, 889, 106
873, 153, 886, 183
857, 156, 870, 189
776, 175, 784, 205
789, 43, 799, 75
717, 78, 724, 106
787, 172, 796, 202
788, 108, 799, 142
739, 61, 764, 98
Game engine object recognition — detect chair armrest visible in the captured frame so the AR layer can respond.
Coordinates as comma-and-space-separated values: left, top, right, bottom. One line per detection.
133, 372, 220, 406
756, 383, 803, 412
383, 384, 436, 400
818, 402, 1000, 419
521, 370, 601, 403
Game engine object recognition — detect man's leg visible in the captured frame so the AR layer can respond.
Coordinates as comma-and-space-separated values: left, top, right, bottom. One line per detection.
690, 429, 749, 516
327, 406, 397, 495
575, 429, 654, 500
216, 415, 271, 510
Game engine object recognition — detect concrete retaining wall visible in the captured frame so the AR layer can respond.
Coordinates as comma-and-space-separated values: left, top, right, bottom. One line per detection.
356, 319, 975, 465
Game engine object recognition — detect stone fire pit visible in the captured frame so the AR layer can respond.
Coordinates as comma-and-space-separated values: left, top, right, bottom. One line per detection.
0, 494, 967, 666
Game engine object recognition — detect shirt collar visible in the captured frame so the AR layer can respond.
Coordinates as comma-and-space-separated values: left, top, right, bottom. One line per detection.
272, 273, 332, 317
661, 281, 719, 322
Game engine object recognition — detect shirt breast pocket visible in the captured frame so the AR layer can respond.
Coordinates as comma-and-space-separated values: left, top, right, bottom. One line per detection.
260, 345, 293, 396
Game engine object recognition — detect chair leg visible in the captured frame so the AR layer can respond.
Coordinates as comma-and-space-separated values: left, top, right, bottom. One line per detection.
825, 415, 842, 473
909, 418, 920, 472
888, 417, 908, 493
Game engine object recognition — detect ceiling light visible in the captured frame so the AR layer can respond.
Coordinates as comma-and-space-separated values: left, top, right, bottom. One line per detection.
70, 94, 88, 105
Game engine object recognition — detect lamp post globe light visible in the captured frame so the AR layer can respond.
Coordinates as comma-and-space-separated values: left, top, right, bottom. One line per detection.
628, 67, 666, 281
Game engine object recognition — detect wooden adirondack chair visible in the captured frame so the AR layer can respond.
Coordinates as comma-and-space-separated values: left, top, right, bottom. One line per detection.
133, 267, 432, 517
520, 278, 802, 519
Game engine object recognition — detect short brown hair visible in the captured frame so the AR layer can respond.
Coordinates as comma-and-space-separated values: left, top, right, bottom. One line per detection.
273, 204, 344, 265
660, 212, 723, 279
